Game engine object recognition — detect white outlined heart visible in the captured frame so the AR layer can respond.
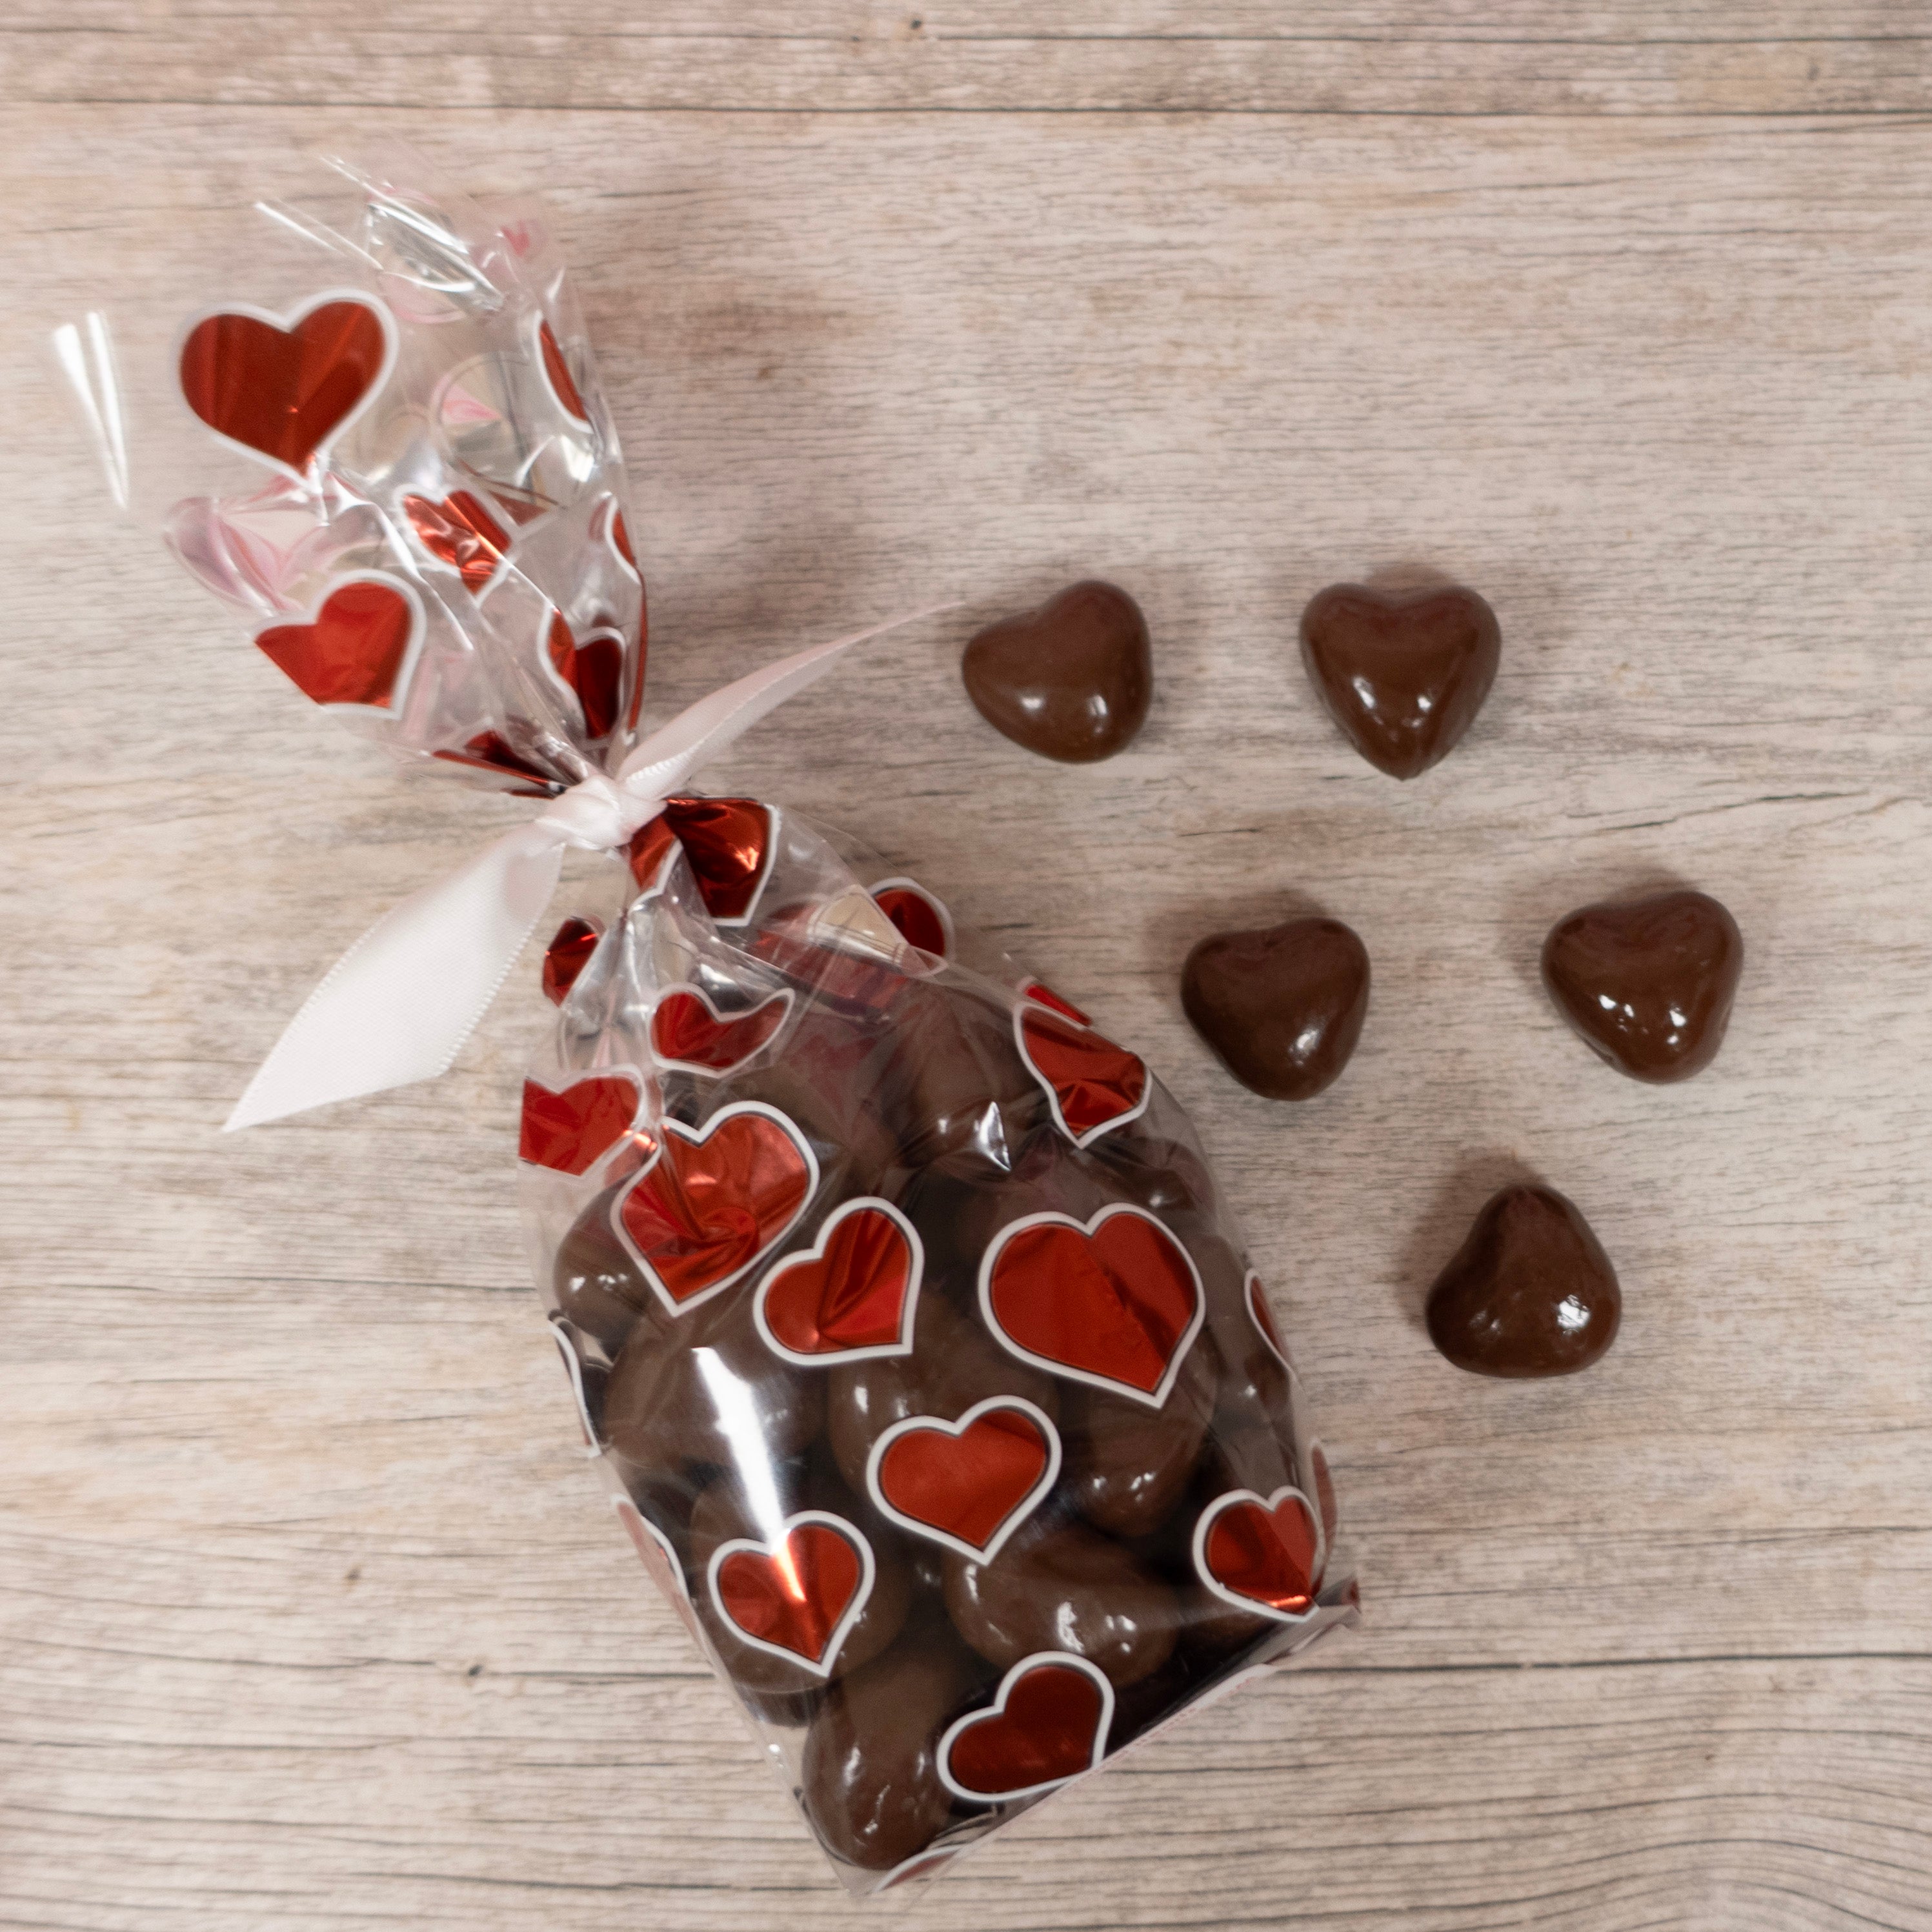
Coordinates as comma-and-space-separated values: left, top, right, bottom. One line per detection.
978, 1203, 1205, 1410
647, 982, 794, 1081
865, 1396, 1060, 1563
869, 876, 954, 962
248, 570, 425, 718
705, 1509, 875, 1678
1191, 1485, 1324, 1625
936, 1651, 1115, 1805
1011, 1003, 1151, 1150
609, 1099, 819, 1318
1245, 1269, 1297, 1377
752, 1196, 923, 1368
174, 288, 397, 483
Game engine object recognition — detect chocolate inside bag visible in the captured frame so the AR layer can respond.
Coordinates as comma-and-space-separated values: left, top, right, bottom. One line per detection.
522, 799, 1358, 1892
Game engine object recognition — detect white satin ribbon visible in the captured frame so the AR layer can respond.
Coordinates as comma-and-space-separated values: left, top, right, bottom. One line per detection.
225, 607, 947, 1131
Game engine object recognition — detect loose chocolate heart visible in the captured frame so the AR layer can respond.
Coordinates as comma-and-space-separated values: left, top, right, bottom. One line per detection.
253, 575, 419, 711
961, 580, 1152, 763
1181, 917, 1370, 1101
1541, 889, 1744, 1083
1298, 581, 1500, 779
1425, 1184, 1621, 1378
518, 1071, 645, 1177
938, 1653, 1114, 1802
179, 294, 392, 474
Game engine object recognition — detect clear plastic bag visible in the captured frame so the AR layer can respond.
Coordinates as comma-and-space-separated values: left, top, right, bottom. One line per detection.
61, 150, 1356, 1897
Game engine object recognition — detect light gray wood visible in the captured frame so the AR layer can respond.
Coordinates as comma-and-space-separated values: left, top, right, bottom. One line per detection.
3, 12, 1931, 1929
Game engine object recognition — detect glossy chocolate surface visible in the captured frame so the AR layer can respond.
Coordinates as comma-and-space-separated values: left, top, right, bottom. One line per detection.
1298, 581, 1500, 780
1182, 918, 1370, 1101
943, 1520, 1180, 1687
1541, 889, 1744, 1083
801, 1629, 981, 1869
1426, 1184, 1621, 1378
603, 1282, 825, 1474
885, 979, 1044, 1167
1062, 1333, 1220, 1538
962, 580, 1152, 763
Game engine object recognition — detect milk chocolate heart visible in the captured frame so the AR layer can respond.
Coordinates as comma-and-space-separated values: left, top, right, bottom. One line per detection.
403, 490, 513, 592
541, 916, 603, 1005
1182, 916, 1370, 1101
179, 293, 393, 474
1425, 1183, 1621, 1378
1541, 888, 1744, 1083
962, 580, 1152, 763
543, 611, 625, 741
1192, 1486, 1323, 1621
706, 1511, 874, 1676
937, 1653, 1114, 1802
754, 1198, 922, 1365
1016, 1005, 1148, 1146
615, 1101, 817, 1314
870, 879, 952, 961
1299, 581, 1500, 780
867, 1396, 1060, 1561
252, 575, 421, 712
650, 984, 792, 1077
518, 1071, 645, 1176
980, 1203, 1203, 1406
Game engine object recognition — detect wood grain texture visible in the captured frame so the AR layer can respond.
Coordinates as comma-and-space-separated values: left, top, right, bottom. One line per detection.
3, 10, 1931, 1929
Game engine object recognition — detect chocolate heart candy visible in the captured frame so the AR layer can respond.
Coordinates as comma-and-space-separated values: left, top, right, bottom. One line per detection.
550, 1184, 651, 1359
1298, 582, 1500, 779
962, 581, 1152, 763
1425, 1184, 1621, 1378
801, 1627, 983, 1871
827, 1292, 1060, 1493
603, 1283, 825, 1476
1182, 918, 1370, 1101
884, 980, 1045, 1167
1541, 889, 1744, 1083
943, 1519, 1180, 1688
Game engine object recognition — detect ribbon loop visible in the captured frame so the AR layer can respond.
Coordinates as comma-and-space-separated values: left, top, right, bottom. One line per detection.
223, 603, 951, 1131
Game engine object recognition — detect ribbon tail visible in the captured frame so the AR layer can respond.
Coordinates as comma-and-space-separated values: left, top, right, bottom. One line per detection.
223, 822, 565, 1131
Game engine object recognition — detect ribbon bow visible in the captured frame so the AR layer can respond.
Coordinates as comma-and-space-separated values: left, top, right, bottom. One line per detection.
225, 608, 944, 1131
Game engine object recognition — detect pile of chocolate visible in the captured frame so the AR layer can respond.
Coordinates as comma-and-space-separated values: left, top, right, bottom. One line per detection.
530, 809, 1348, 1882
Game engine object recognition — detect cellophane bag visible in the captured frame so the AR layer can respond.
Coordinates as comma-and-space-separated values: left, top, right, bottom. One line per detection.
62, 152, 1358, 1897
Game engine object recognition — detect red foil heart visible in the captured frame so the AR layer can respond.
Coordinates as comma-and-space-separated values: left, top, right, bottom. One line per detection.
252, 576, 418, 710
869, 1398, 1058, 1560
1021, 980, 1091, 1027
709, 1513, 872, 1671
179, 294, 391, 473
1016, 1005, 1149, 1145
541, 916, 603, 1005
403, 490, 512, 592
626, 798, 774, 923
981, 1205, 1203, 1405
518, 1072, 643, 1176
754, 1198, 920, 1364
432, 730, 565, 797
616, 1102, 816, 1313
870, 879, 952, 960
650, 985, 792, 1076
1194, 1487, 1323, 1619
938, 1655, 1113, 1802
545, 612, 624, 740
627, 814, 679, 894
538, 318, 590, 423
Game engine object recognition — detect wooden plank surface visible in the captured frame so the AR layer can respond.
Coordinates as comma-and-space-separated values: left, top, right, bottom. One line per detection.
3, 8, 1931, 1928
